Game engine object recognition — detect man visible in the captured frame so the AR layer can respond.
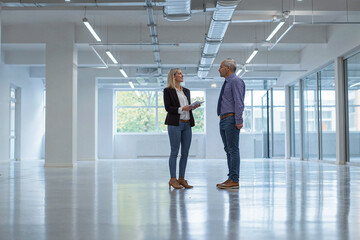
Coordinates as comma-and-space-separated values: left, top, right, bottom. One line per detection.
216, 58, 246, 189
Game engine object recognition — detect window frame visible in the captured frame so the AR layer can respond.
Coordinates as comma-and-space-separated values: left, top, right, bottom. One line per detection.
114, 89, 206, 134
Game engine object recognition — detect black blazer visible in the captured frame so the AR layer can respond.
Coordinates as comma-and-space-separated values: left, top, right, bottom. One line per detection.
163, 87, 195, 127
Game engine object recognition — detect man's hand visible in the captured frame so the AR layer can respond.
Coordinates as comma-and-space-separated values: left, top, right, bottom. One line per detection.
236, 123, 243, 130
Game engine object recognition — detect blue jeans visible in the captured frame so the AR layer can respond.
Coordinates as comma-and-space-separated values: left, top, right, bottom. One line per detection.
167, 122, 192, 178
219, 116, 240, 182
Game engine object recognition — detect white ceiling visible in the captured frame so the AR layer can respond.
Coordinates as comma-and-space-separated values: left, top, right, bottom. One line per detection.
1, 0, 360, 88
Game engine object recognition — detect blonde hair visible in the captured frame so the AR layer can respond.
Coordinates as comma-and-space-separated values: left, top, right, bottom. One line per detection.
166, 68, 180, 89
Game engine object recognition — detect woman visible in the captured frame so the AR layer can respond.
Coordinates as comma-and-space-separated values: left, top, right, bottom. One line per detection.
164, 68, 199, 189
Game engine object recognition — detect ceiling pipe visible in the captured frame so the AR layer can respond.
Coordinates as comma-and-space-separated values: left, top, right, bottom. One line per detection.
0, 0, 166, 7
145, 0, 162, 80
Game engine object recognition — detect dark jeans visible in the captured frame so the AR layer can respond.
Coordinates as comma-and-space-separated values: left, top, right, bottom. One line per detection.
219, 116, 240, 182
167, 122, 192, 178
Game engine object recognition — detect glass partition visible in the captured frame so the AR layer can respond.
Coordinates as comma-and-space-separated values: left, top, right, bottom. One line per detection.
303, 73, 318, 160
346, 52, 360, 163
291, 82, 301, 158
319, 64, 336, 160
272, 89, 285, 157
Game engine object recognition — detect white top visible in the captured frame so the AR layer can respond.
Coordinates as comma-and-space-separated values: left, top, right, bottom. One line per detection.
175, 88, 190, 120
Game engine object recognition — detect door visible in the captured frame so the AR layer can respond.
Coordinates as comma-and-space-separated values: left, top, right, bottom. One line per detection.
9, 87, 20, 161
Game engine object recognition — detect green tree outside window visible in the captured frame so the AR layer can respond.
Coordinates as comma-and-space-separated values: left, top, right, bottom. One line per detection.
116, 90, 205, 133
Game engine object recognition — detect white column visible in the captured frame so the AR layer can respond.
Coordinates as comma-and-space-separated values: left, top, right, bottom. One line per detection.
0, 66, 10, 162
335, 57, 347, 165
285, 86, 291, 159
205, 88, 223, 158
78, 72, 97, 161
97, 88, 114, 159
0, 7, 9, 161
45, 24, 77, 167
299, 79, 304, 160
0, 6, 2, 63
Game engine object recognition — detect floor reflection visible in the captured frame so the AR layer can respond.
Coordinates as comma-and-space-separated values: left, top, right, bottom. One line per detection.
0, 159, 358, 240
169, 190, 189, 240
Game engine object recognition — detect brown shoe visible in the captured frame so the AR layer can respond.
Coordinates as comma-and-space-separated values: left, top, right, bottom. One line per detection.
178, 178, 193, 189
169, 178, 184, 189
216, 179, 230, 187
217, 180, 239, 189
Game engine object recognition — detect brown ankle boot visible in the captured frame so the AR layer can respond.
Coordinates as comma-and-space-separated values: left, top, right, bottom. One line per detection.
178, 178, 193, 189
169, 178, 183, 189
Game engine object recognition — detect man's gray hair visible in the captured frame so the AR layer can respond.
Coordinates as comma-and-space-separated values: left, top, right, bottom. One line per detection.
223, 58, 237, 72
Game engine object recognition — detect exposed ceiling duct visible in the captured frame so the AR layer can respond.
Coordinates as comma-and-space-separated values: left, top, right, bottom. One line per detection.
0, 0, 166, 7
197, 0, 242, 78
163, 0, 191, 21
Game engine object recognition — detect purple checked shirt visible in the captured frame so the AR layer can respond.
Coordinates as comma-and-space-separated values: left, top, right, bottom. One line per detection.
219, 73, 246, 125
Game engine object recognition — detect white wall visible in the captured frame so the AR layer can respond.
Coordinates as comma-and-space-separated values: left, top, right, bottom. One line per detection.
114, 133, 206, 159
204, 88, 223, 158
0, 65, 44, 161
0, 65, 10, 162
78, 73, 97, 161
98, 88, 114, 158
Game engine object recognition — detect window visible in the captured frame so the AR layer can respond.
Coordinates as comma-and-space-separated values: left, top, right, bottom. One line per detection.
303, 73, 318, 160
290, 82, 301, 158
319, 64, 336, 160
115, 89, 205, 133
346, 52, 360, 163
302, 63, 336, 161
272, 89, 285, 157
9, 87, 17, 160
242, 90, 267, 133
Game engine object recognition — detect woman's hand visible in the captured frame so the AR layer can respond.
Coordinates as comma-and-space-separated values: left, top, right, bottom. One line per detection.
182, 105, 193, 111
192, 103, 201, 109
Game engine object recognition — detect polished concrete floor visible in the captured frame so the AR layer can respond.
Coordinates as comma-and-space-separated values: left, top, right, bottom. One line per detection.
0, 159, 359, 240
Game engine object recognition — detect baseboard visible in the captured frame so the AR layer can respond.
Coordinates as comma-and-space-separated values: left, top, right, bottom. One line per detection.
15, 159, 43, 161
78, 158, 98, 161
44, 162, 77, 168
0, 159, 10, 164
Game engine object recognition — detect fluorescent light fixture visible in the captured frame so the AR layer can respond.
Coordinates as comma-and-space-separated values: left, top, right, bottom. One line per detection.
65, 0, 70, 2
128, 81, 135, 88
246, 48, 259, 64
268, 24, 295, 51
236, 69, 243, 76
119, 68, 128, 78
211, 83, 217, 88
266, 21, 285, 41
105, 50, 118, 64
350, 82, 360, 88
83, 18, 101, 42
